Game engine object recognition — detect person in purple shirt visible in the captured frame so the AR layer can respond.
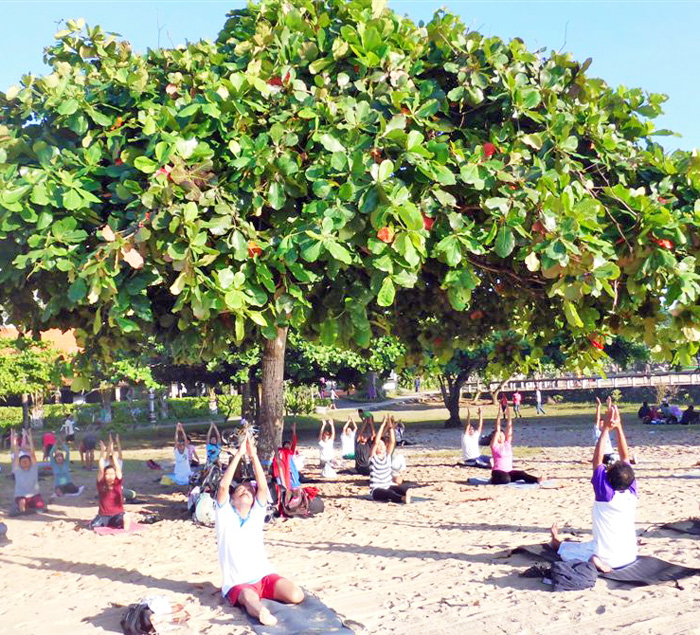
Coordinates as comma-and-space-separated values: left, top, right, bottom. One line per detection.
551, 401, 637, 571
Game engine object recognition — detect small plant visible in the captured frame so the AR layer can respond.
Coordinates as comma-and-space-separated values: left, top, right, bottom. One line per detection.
610, 389, 623, 403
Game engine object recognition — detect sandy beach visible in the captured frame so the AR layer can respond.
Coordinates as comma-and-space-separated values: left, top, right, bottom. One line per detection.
2, 414, 700, 634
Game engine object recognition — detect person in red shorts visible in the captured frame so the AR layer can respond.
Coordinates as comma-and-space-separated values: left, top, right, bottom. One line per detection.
215, 431, 304, 626
90, 440, 132, 530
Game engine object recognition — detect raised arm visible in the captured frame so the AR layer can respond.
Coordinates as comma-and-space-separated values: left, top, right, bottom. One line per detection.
491, 408, 503, 450
289, 421, 297, 453
386, 420, 396, 456
212, 423, 222, 444
10, 429, 19, 471
318, 420, 327, 441
26, 432, 37, 465
595, 397, 602, 430
476, 407, 484, 436
328, 419, 335, 441
246, 434, 269, 504
463, 408, 472, 434
97, 440, 107, 481
371, 416, 389, 457
216, 441, 246, 506
612, 406, 630, 463
505, 406, 513, 443
592, 403, 615, 470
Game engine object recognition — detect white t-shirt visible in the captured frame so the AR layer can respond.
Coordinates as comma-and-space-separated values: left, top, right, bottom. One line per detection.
173, 448, 191, 484
215, 499, 274, 595
61, 419, 75, 436
318, 438, 335, 463
461, 431, 481, 461
340, 431, 355, 456
592, 491, 638, 568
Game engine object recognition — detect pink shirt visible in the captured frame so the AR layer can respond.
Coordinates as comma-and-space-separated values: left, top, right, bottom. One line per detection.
491, 440, 513, 472
513, 393, 521, 405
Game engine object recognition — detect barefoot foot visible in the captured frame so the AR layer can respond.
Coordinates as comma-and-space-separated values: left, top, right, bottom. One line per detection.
258, 607, 278, 626
590, 555, 612, 573
549, 522, 562, 550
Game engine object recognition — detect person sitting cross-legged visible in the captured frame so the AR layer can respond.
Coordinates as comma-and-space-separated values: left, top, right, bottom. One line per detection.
461, 407, 492, 469
50, 443, 84, 497
369, 416, 413, 504
90, 440, 132, 530
490, 406, 542, 485
11, 430, 46, 514
550, 403, 637, 572
215, 432, 304, 626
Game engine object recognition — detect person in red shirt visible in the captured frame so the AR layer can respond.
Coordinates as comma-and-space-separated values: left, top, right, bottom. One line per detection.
42, 429, 56, 461
89, 440, 132, 530
499, 393, 509, 416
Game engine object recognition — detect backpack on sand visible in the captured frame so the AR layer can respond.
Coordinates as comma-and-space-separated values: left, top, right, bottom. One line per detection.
193, 492, 216, 527
120, 603, 154, 635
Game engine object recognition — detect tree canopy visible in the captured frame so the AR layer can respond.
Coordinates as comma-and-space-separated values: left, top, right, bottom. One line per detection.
1, 0, 699, 449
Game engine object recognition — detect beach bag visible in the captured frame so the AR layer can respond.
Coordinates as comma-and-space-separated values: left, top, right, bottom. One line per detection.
120, 603, 154, 635
193, 492, 216, 527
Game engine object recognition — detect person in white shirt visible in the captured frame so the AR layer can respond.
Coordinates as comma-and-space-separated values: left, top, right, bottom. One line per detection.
318, 419, 337, 478
215, 432, 303, 626
535, 387, 545, 415
461, 407, 492, 469
61, 414, 77, 443
170, 423, 192, 486
340, 417, 357, 459
550, 402, 637, 572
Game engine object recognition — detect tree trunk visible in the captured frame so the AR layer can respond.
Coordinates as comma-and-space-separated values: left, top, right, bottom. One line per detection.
21, 393, 30, 429
241, 379, 253, 421
439, 375, 464, 428
30, 392, 45, 428
258, 326, 287, 461
490, 376, 513, 405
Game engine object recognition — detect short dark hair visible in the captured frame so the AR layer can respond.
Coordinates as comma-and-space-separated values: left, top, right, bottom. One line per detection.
607, 461, 635, 491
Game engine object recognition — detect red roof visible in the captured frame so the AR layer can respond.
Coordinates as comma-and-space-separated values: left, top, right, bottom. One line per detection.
0, 326, 81, 354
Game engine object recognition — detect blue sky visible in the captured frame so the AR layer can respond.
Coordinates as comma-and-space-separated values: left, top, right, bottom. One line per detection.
1, 1, 697, 150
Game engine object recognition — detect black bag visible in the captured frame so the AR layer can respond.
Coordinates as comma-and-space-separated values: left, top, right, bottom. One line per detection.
551, 560, 598, 592
279, 487, 324, 518
120, 603, 155, 635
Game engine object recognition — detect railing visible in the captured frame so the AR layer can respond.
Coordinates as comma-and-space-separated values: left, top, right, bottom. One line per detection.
464, 370, 700, 394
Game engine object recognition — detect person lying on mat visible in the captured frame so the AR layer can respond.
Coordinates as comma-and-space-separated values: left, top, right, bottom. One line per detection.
550, 402, 637, 572
90, 440, 132, 530
461, 407, 492, 469
216, 431, 304, 626
369, 416, 413, 504
490, 406, 542, 485
11, 429, 46, 514
50, 443, 84, 497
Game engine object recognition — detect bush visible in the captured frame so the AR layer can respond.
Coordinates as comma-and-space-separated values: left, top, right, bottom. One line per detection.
0, 395, 241, 430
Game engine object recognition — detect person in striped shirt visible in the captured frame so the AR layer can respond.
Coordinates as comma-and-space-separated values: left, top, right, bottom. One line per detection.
369, 416, 412, 504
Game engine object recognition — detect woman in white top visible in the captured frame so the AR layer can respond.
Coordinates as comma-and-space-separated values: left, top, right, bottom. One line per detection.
340, 417, 357, 459
369, 416, 412, 504
318, 419, 337, 478
461, 408, 492, 469
171, 423, 192, 485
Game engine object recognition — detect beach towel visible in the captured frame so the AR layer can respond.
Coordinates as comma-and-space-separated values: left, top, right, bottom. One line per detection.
511, 543, 700, 586
656, 519, 700, 536
94, 523, 145, 536
244, 592, 353, 634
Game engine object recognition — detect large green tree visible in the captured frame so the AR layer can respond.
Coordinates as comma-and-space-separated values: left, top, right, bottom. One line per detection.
2, 1, 700, 455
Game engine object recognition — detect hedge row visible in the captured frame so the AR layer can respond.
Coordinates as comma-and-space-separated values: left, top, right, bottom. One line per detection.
0, 395, 242, 430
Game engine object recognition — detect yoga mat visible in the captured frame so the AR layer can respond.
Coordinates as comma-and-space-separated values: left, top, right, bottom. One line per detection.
657, 519, 700, 536
466, 477, 552, 489
245, 592, 353, 634
93, 522, 145, 536
511, 543, 700, 586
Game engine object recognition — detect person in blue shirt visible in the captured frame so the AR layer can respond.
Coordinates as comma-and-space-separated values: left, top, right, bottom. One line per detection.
206, 422, 223, 465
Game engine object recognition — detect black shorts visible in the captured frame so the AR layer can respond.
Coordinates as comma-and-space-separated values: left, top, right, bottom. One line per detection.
66, 434, 75, 442
82, 437, 97, 451
90, 513, 124, 529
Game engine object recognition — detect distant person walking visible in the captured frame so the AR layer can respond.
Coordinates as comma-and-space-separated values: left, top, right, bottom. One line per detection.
535, 387, 546, 415
512, 391, 523, 418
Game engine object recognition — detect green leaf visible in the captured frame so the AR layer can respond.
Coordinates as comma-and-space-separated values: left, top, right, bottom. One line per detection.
178, 103, 201, 118
217, 267, 235, 289
326, 241, 352, 264
134, 156, 157, 173
563, 301, 584, 328
377, 277, 396, 306
57, 99, 79, 116
319, 134, 345, 153
525, 252, 540, 272
268, 182, 286, 210
561, 135, 578, 152
396, 203, 423, 231
68, 278, 87, 303
416, 99, 439, 118
515, 87, 541, 110
62, 189, 83, 210
494, 225, 515, 257
319, 317, 339, 345
384, 115, 406, 134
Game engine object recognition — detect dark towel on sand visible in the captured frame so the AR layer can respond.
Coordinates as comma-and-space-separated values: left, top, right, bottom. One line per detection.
657, 519, 700, 536
511, 543, 700, 586
245, 592, 353, 634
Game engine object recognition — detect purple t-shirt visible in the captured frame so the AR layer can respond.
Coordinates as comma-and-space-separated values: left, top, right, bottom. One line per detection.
591, 464, 637, 502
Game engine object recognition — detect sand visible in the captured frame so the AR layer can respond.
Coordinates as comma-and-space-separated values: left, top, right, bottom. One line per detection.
2, 417, 700, 634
